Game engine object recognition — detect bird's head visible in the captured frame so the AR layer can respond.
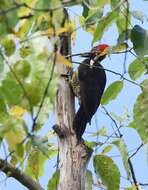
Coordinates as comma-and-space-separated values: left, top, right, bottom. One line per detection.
90, 44, 109, 61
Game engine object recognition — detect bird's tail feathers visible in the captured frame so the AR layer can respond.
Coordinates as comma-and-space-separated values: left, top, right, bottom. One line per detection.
73, 105, 88, 140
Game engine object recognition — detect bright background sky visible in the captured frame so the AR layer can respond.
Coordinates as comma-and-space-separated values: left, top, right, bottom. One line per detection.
0, 0, 148, 189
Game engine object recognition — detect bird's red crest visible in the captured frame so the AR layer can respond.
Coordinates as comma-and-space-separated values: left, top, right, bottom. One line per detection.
95, 44, 109, 52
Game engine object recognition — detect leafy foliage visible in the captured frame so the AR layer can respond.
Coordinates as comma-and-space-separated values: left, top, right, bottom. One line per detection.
112, 139, 131, 178
94, 154, 120, 190
93, 10, 118, 43
101, 81, 124, 105
131, 25, 148, 57
129, 79, 148, 143
128, 58, 147, 80
0, 0, 147, 190
48, 171, 59, 190
85, 170, 93, 190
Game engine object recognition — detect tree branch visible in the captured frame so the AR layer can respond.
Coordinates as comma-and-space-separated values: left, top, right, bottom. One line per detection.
129, 143, 143, 159
72, 61, 141, 87
101, 106, 122, 137
0, 158, 44, 190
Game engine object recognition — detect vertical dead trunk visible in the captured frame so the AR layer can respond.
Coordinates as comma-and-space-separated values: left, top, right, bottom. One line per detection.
54, 10, 92, 190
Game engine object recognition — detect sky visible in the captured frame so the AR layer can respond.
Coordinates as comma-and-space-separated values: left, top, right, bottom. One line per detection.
0, 0, 148, 190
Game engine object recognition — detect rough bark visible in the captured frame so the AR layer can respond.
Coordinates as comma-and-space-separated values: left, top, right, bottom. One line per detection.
54, 10, 93, 190
0, 158, 44, 190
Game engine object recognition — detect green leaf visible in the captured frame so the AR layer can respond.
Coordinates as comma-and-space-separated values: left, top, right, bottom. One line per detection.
111, 0, 131, 34
35, 0, 64, 28
24, 52, 58, 107
129, 79, 148, 143
20, 46, 33, 58
101, 81, 124, 105
0, 95, 6, 113
0, 137, 3, 147
117, 30, 131, 44
131, 25, 148, 56
0, 1, 18, 36
17, 17, 34, 38
101, 145, 113, 154
26, 148, 47, 179
10, 154, 19, 166
85, 141, 98, 148
128, 58, 147, 80
13, 60, 31, 79
48, 171, 59, 190
83, 0, 109, 9
112, 43, 128, 52
5, 127, 25, 151
2, 38, 16, 56
0, 54, 4, 73
85, 170, 93, 190
35, 0, 51, 9
94, 154, 120, 190
125, 186, 137, 190
82, 2, 89, 18
93, 10, 118, 42
112, 139, 131, 178
16, 143, 24, 158
0, 77, 22, 105
91, 127, 107, 137
85, 9, 103, 26
116, 12, 131, 34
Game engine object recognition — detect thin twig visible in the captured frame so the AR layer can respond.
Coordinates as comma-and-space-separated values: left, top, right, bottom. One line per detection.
100, 103, 141, 190
72, 61, 141, 87
139, 183, 148, 186
0, 52, 33, 116
31, 11, 57, 132
65, 49, 132, 59
101, 106, 122, 137
0, 3, 24, 15
98, 126, 123, 149
128, 158, 139, 190
0, 2, 63, 16
129, 143, 143, 159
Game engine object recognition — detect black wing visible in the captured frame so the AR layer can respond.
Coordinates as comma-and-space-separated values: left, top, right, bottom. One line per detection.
78, 59, 106, 122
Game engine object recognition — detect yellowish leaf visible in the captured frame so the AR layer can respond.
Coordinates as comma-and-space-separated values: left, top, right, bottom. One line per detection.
47, 131, 55, 138
56, 53, 72, 68
28, 149, 39, 179
9, 106, 26, 118
86, 25, 96, 34
71, 18, 76, 45
18, 1, 35, 17
79, 16, 85, 26
5, 129, 25, 150
42, 22, 72, 37
112, 43, 128, 52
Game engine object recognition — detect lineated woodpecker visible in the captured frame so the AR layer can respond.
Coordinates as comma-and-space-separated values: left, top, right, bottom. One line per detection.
70, 44, 109, 140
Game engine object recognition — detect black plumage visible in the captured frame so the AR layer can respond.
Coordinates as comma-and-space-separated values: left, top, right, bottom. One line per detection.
72, 56, 107, 140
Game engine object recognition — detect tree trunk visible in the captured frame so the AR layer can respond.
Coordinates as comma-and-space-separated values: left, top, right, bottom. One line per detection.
54, 10, 93, 190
